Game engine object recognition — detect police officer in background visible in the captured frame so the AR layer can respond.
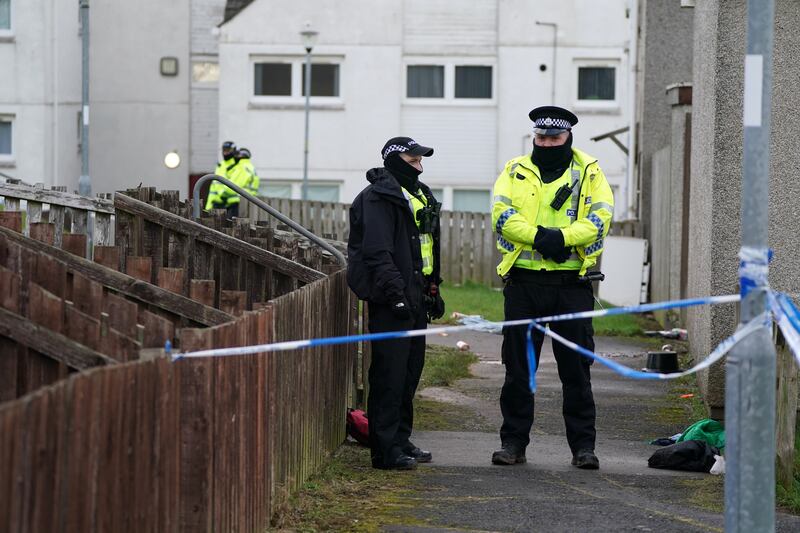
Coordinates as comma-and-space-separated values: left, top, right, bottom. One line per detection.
205, 140, 241, 218
347, 136, 445, 470
491, 106, 614, 470
227, 147, 260, 216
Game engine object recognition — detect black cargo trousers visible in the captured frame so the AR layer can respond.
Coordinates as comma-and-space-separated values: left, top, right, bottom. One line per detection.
499, 268, 596, 454
366, 302, 428, 467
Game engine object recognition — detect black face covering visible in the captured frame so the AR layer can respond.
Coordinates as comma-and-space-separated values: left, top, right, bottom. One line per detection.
384, 153, 422, 191
532, 133, 573, 183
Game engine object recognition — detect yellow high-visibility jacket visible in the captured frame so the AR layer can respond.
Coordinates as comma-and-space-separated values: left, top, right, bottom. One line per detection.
227, 158, 260, 205
491, 147, 614, 277
205, 157, 239, 210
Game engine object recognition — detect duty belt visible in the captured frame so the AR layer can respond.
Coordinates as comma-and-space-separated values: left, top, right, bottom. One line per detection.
507, 267, 585, 286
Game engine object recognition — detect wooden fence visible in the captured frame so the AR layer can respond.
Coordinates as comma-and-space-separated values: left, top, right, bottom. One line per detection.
0, 270, 357, 532
0, 179, 114, 254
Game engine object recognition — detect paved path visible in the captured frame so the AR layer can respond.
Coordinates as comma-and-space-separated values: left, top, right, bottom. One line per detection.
382, 331, 800, 532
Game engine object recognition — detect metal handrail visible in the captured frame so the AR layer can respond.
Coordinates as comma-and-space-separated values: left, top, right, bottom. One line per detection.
192, 174, 347, 268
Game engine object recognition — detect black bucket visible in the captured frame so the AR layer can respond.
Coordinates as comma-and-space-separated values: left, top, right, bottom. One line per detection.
644, 350, 679, 373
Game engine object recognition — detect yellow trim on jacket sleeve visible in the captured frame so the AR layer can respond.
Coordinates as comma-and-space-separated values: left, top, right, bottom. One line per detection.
491, 166, 536, 245
562, 163, 614, 247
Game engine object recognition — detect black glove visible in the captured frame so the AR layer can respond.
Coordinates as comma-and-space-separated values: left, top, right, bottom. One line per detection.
533, 226, 565, 259
425, 283, 446, 321
390, 297, 412, 320
552, 247, 573, 264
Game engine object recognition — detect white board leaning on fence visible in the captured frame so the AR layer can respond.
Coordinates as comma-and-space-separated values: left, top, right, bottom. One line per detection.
598, 236, 649, 307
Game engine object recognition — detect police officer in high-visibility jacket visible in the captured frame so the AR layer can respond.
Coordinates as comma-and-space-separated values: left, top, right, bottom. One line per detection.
227, 147, 260, 217
491, 106, 614, 470
205, 141, 240, 216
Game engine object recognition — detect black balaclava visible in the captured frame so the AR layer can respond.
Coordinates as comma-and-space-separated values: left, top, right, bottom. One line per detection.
384, 153, 422, 191
532, 132, 573, 183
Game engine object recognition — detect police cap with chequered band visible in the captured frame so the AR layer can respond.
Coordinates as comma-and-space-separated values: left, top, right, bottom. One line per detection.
381, 136, 434, 160
528, 106, 579, 136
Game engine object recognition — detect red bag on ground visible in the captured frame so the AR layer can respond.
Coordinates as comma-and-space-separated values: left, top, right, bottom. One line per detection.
346, 408, 370, 446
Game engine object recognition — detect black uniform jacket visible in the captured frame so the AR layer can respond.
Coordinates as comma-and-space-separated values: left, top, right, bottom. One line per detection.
347, 167, 442, 310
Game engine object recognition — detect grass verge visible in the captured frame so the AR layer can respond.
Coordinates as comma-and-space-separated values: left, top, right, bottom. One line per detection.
437, 281, 654, 337
419, 344, 478, 389
271, 443, 424, 532
270, 344, 487, 531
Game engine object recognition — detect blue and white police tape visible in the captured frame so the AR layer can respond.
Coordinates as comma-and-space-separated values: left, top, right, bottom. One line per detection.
770, 291, 800, 367
172, 293, 745, 376
524, 312, 770, 393
739, 246, 771, 297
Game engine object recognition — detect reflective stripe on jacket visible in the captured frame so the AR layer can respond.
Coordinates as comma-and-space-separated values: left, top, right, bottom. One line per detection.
402, 187, 435, 276
491, 147, 614, 277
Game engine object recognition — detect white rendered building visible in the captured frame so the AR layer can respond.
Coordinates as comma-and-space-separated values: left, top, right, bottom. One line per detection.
219, 0, 634, 214
0, 0, 227, 197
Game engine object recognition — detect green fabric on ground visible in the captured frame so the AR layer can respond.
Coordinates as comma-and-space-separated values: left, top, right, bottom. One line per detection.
676, 418, 725, 451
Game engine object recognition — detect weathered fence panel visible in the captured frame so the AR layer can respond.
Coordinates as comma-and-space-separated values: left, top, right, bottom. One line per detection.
0, 270, 357, 532
0, 180, 115, 257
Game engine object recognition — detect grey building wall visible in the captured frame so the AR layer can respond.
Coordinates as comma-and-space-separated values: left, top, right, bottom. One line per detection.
190, 0, 226, 174
667, 87, 691, 324
687, 0, 800, 415
86, 2, 191, 196
636, 1, 693, 237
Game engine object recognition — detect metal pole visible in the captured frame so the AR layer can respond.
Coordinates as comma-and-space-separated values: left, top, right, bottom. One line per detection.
535, 21, 557, 105
724, 1, 776, 531
302, 46, 312, 200
192, 174, 347, 267
78, 0, 90, 196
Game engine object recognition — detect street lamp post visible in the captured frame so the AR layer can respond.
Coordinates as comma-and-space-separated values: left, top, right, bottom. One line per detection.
78, 0, 91, 196
300, 22, 318, 201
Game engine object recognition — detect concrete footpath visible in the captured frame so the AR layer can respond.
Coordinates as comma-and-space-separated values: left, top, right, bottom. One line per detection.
385, 331, 800, 533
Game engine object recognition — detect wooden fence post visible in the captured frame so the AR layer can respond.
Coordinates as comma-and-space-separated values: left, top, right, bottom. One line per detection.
776, 332, 798, 491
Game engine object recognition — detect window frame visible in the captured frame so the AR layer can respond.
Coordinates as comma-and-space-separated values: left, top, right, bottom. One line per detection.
0, 114, 14, 165
403, 57, 496, 107
0, 0, 13, 40
452, 188, 492, 213
249, 55, 344, 107
572, 58, 621, 112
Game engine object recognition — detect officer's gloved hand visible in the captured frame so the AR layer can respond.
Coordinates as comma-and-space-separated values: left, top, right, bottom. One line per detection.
426, 283, 446, 321
390, 297, 412, 320
533, 226, 565, 259
552, 247, 573, 264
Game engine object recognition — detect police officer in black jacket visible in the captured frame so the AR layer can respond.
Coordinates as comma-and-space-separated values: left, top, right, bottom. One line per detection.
347, 136, 445, 470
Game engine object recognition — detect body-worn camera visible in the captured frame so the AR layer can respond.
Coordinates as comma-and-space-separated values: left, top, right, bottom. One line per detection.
417, 199, 442, 234
550, 179, 579, 211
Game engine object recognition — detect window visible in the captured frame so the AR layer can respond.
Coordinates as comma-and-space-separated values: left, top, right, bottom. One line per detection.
261, 182, 292, 198
251, 57, 344, 103
254, 63, 292, 96
453, 190, 491, 213
407, 66, 444, 98
578, 67, 615, 101
306, 184, 340, 202
302, 64, 340, 97
192, 62, 219, 83
0, 0, 10, 31
0, 119, 11, 156
429, 188, 444, 202
455, 66, 492, 99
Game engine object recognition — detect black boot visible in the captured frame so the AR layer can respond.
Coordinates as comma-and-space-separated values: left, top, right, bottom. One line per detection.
571, 449, 599, 470
491, 444, 526, 465
374, 454, 417, 471
403, 445, 432, 463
